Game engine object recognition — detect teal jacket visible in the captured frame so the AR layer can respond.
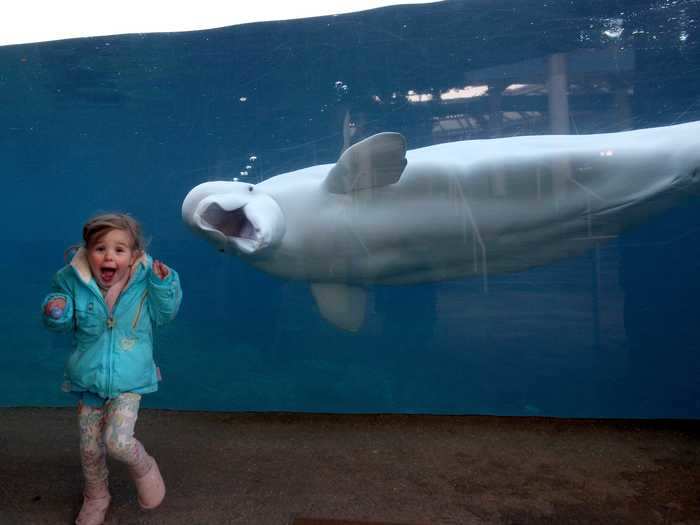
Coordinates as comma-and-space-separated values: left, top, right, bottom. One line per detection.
42, 248, 182, 399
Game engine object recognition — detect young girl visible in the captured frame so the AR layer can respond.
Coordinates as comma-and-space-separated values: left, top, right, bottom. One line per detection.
42, 213, 182, 525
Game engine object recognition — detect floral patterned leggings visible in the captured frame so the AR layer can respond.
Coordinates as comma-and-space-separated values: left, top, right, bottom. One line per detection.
78, 393, 151, 492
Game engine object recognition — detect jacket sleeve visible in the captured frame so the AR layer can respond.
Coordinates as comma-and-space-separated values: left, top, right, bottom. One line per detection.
41, 272, 75, 332
147, 265, 182, 326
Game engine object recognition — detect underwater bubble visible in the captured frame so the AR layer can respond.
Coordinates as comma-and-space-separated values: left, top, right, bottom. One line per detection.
246, 165, 252, 170
240, 97, 248, 102
240, 171, 248, 176
603, 19, 624, 39
604, 28, 623, 38
249, 155, 257, 162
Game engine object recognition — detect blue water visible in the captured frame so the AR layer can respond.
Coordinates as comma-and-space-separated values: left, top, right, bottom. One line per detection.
2, 1, 699, 417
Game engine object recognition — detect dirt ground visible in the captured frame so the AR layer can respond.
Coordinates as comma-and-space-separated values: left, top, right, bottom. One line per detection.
1, 407, 699, 525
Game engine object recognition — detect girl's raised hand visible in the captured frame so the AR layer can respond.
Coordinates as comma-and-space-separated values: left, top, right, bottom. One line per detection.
152, 260, 170, 280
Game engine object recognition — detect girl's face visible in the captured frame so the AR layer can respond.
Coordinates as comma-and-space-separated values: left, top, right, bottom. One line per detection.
87, 228, 139, 289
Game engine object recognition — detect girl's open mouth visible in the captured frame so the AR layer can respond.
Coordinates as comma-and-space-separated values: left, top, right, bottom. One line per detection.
100, 268, 117, 283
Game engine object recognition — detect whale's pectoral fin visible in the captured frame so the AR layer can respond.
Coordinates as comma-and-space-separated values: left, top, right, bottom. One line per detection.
310, 283, 367, 331
324, 132, 407, 194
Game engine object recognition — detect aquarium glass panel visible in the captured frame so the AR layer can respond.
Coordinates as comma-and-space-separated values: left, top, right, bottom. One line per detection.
3, 0, 699, 417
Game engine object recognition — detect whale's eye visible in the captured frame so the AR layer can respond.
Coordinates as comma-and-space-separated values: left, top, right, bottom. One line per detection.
248, 186, 253, 192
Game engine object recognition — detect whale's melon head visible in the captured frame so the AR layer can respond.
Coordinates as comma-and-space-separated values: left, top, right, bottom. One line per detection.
182, 181, 285, 256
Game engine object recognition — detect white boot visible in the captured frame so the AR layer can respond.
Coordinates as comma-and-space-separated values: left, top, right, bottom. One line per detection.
75, 481, 111, 525
130, 455, 165, 510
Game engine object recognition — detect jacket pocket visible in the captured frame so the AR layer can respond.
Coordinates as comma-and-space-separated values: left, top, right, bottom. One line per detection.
112, 344, 155, 392
75, 303, 104, 342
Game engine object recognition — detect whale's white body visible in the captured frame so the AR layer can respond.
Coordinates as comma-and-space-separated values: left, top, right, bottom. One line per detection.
182, 121, 700, 330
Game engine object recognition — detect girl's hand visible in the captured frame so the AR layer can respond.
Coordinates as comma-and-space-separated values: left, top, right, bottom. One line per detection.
152, 260, 170, 280
45, 298, 66, 318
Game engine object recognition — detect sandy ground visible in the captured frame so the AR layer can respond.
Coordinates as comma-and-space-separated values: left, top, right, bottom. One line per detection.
1, 408, 699, 525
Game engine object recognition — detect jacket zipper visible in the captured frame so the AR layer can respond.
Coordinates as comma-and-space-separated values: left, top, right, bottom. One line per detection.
132, 292, 149, 329
106, 289, 129, 399
86, 279, 128, 399
106, 294, 116, 399
82, 284, 114, 398
74, 259, 144, 400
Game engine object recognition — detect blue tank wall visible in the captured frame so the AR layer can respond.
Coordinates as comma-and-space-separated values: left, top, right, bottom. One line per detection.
1, 1, 699, 417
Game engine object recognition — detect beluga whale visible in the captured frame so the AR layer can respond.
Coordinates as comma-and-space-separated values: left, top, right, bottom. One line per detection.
182, 121, 700, 331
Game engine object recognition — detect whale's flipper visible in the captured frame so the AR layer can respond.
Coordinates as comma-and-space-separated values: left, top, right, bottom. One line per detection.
310, 282, 367, 331
324, 132, 407, 194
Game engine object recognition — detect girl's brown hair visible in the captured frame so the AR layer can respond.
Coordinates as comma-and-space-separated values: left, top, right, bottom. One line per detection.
66, 213, 147, 261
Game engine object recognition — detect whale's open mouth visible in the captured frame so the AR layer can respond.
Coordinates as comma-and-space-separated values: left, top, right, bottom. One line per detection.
201, 203, 258, 241
198, 202, 263, 254
182, 181, 286, 256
